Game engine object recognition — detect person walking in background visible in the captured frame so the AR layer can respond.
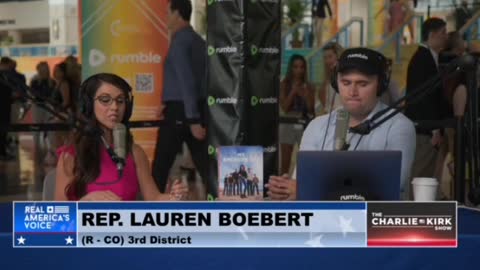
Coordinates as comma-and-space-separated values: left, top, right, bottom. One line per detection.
455, 1, 472, 34
388, 0, 409, 44
377, 0, 414, 42
313, 0, 333, 48
2, 57, 26, 85
152, 0, 209, 195
30, 62, 57, 158
279, 54, 315, 176
437, 31, 468, 199
442, 32, 468, 119
388, 0, 407, 34
405, 18, 449, 193
41, 62, 73, 166
1, 57, 27, 149
64, 55, 82, 111
31, 62, 56, 101
55, 73, 188, 201
319, 42, 343, 114
52, 63, 72, 113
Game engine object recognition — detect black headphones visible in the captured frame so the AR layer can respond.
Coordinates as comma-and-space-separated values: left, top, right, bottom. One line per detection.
78, 73, 134, 124
330, 49, 391, 97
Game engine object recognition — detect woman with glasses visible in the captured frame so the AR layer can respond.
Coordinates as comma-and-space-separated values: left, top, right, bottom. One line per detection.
54, 73, 188, 201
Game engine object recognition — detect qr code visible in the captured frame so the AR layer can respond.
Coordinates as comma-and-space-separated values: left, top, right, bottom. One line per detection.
135, 73, 154, 93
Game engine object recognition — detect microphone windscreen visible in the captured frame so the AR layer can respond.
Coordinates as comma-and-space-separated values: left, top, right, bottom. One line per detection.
334, 108, 350, 150
113, 123, 127, 160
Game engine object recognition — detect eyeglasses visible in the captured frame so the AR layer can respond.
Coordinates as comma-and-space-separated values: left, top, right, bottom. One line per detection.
94, 95, 128, 106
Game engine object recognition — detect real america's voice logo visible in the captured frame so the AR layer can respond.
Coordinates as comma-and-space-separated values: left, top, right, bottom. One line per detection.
23, 205, 71, 230
14, 202, 77, 247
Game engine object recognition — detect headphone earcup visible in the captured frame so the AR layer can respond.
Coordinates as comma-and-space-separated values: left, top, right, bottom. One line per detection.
330, 67, 339, 93
78, 77, 94, 118
379, 69, 391, 97
123, 95, 134, 123
78, 90, 90, 118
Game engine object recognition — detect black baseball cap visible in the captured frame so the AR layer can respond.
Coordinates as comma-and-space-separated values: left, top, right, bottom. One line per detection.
337, 47, 387, 76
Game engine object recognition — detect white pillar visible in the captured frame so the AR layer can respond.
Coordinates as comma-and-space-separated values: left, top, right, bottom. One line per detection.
48, 0, 78, 46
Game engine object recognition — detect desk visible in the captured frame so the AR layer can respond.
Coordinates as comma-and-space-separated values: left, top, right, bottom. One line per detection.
0, 206, 479, 269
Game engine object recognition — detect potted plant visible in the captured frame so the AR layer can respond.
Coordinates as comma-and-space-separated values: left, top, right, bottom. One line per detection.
291, 29, 303, 48
285, 0, 306, 48
286, 0, 306, 25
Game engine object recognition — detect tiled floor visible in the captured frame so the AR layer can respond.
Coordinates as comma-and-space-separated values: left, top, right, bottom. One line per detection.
0, 133, 49, 202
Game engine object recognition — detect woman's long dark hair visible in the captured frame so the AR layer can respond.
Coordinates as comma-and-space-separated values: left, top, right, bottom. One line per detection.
284, 54, 308, 89
65, 73, 134, 199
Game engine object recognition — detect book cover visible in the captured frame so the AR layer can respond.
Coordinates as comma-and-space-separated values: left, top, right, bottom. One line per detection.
218, 146, 263, 201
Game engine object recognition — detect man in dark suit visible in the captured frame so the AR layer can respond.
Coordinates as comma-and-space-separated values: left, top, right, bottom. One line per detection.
405, 18, 448, 185
152, 0, 208, 194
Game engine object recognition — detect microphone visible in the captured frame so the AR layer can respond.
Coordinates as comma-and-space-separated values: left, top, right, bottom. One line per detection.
113, 123, 127, 179
334, 108, 350, 150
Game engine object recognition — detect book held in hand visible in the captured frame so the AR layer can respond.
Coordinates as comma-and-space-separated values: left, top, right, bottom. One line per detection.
217, 146, 263, 201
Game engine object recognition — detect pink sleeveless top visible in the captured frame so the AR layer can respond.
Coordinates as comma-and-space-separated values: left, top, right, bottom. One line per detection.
57, 145, 139, 201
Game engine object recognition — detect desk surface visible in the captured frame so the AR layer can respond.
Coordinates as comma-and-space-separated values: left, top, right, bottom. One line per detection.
0, 206, 479, 270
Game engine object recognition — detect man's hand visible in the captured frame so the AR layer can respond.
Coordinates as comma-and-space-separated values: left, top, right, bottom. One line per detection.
190, 124, 206, 141
265, 174, 296, 201
169, 179, 189, 201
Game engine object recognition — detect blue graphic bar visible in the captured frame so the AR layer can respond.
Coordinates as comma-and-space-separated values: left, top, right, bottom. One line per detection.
13, 233, 77, 247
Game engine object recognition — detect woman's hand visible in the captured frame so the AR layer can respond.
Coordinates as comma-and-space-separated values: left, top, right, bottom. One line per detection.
265, 174, 297, 201
169, 179, 189, 201
80, 191, 121, 201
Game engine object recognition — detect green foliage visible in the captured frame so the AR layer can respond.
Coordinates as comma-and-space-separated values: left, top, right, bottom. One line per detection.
286, 0, 306, 25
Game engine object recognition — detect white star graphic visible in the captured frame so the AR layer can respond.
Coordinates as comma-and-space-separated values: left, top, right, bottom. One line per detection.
17, 236, 26, 245
339, 216, 355, 238
65, 236, 74, 245
305, 234, 324, 247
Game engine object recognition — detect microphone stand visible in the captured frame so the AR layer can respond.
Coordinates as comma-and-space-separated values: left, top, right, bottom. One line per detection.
349, 54, 470, 135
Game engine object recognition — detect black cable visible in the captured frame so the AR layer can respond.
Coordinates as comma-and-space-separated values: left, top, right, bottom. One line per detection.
91, 136, 124, 186
352, 135, 363, 151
